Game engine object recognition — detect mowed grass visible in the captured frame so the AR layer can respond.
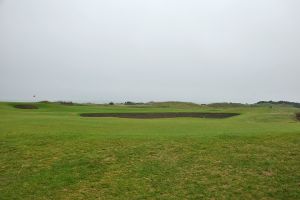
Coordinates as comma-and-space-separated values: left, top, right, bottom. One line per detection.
0, 102, 299, 199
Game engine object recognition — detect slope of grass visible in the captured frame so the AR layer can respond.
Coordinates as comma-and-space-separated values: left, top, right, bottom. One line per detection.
0, 102, 299, 199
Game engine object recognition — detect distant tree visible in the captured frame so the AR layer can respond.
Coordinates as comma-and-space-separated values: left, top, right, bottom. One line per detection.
109, 102, 114, 105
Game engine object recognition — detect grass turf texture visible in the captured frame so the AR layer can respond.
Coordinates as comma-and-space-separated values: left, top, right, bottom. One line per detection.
0, 102, 299, 199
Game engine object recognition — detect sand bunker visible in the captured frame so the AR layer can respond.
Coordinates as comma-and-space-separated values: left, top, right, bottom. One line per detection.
80, 112, 240, 119
14, 104, 38, 109
296, 113, 300, 121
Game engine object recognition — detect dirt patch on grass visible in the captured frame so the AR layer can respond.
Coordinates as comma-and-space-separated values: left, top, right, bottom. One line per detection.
80, 112, 240, 119
14, 104, 38, 109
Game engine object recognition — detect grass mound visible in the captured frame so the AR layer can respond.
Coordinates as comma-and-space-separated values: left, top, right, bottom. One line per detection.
14, 104, 38, 109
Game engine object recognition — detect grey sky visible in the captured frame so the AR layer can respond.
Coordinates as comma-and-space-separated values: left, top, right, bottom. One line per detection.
0, 0, 299, 103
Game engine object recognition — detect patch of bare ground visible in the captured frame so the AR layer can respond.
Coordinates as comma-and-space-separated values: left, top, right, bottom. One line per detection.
80, 112, 240, 119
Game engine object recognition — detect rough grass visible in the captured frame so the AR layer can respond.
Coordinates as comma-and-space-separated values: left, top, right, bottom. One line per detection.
0, 102, 299, 199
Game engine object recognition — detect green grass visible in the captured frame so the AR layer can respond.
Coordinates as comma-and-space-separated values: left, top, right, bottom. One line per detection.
0, 102, 299, 199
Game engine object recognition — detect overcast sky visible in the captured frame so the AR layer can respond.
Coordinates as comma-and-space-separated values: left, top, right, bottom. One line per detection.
0, 0, 299, 103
